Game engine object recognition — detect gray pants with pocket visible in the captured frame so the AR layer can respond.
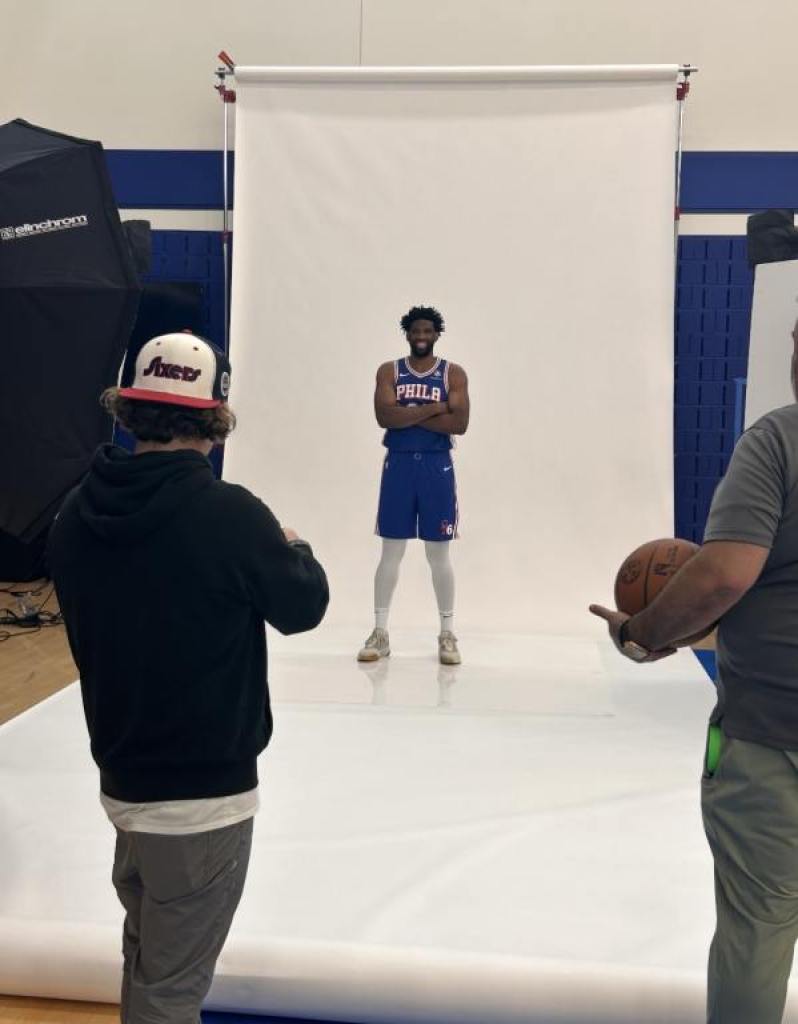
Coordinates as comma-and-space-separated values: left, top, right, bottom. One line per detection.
702, 730, 798, 1024
111, 818, 253, 1024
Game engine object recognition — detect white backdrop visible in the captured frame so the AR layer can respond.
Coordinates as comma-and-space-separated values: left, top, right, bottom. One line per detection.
745, 259, 798, 427
227, 66, 679, 633
0, 650, 728, 1024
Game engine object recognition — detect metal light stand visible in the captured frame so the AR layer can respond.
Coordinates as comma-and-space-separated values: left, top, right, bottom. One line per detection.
215, 51, 236, 353
675, 64, 698, 263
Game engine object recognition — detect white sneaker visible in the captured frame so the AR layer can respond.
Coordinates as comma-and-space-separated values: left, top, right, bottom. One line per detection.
438, 631, 461, 665
357, 627, 390, 662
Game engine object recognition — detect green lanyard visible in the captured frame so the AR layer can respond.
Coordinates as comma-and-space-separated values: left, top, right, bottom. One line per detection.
706, 724, 723, 775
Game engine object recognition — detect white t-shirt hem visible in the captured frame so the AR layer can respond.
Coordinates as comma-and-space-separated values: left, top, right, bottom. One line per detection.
101, 786, 260, 835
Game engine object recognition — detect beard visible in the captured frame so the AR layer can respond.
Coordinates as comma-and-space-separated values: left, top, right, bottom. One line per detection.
410, 340, 434, 358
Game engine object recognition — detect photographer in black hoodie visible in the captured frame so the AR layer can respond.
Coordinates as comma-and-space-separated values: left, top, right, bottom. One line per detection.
48, 331, 329, 1024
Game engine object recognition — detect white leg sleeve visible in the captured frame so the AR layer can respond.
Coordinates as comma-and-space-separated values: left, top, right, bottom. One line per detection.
374, 539, 408, 628
425, 541, 455, 630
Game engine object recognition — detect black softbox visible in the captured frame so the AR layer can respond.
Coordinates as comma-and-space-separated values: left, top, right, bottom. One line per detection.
0, 119, 141, 550
747, 209, 798, 267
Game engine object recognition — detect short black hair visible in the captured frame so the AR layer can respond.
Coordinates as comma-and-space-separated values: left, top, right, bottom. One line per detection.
400, 305, 445, 334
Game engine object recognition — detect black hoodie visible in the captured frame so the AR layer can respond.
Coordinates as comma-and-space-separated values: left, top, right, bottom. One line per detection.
47, 444, 329, 803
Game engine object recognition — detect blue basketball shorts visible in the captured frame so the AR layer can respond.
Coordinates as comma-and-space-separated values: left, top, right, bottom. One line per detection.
376, 450, 459, 541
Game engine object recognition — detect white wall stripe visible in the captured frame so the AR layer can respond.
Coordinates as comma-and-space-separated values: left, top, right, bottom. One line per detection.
118, 209, 228, 232
678, 214, 752, 235
123, 211, 754, 237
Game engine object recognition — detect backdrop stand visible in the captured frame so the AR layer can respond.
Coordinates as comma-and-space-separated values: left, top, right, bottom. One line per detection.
674, 65, 698, 260
215, 51, 236, 353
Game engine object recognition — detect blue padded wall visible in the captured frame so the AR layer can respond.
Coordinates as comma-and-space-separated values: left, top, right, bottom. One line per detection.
107, 150, 232, 209
146, 229, 226, 349
104, 150, 798, 215
675, 236, 753, 542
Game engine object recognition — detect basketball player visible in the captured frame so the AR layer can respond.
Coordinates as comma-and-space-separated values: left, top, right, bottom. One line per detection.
358, 305, 470, 665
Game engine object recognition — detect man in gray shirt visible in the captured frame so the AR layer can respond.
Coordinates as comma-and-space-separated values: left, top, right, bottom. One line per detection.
592, 320, 798, 1024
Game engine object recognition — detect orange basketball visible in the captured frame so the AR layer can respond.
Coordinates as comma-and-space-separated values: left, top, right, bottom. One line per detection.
614, 537, 714, 646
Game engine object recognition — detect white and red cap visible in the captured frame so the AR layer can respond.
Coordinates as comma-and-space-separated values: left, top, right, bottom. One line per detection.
118, 331, 231, 409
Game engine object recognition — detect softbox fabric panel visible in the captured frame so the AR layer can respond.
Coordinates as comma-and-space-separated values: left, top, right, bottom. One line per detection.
0, 119, 140, 542
747, 209, 798, 267
121, 219, 152, 278
0, 527, 48, 582
227, 66, 679, 634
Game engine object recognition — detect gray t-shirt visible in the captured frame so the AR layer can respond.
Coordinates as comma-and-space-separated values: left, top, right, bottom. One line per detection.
704, 403, 798, 749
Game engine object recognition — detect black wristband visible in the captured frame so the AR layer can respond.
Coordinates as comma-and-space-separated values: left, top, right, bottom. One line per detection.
618, 620, 630, 646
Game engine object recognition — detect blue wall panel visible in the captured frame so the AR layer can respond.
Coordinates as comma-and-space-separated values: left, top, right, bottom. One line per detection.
106, 150, 232, 210
674, 235, 753, 542
681, 153, 798, 212
202, 1014, 331, 1024
145, 229, 226, 349
103, 149, 796, 214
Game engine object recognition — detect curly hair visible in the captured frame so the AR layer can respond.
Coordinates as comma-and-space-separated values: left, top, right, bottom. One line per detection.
400, 305, 445, 334
101, 388, 236, 444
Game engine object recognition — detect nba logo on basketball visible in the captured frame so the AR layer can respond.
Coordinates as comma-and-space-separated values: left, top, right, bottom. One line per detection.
440, 519, 454, 537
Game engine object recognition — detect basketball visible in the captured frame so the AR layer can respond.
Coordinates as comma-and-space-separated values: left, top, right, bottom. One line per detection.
614, 537, 714, 645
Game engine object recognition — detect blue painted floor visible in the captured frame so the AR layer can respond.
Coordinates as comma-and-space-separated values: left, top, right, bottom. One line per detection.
203, 1014, 335, 1024
693, 648, 716, 681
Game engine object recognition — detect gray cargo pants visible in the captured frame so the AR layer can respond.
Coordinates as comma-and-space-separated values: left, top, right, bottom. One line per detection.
111, 817, 253, 1024
702, 730, 798, 1024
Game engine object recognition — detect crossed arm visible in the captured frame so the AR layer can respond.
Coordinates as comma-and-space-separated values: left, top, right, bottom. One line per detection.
373, 362, 470, 435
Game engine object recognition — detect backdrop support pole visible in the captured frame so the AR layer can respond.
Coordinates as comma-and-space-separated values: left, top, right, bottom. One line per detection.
215, 52, 236, 353
674, 65, 697, 264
